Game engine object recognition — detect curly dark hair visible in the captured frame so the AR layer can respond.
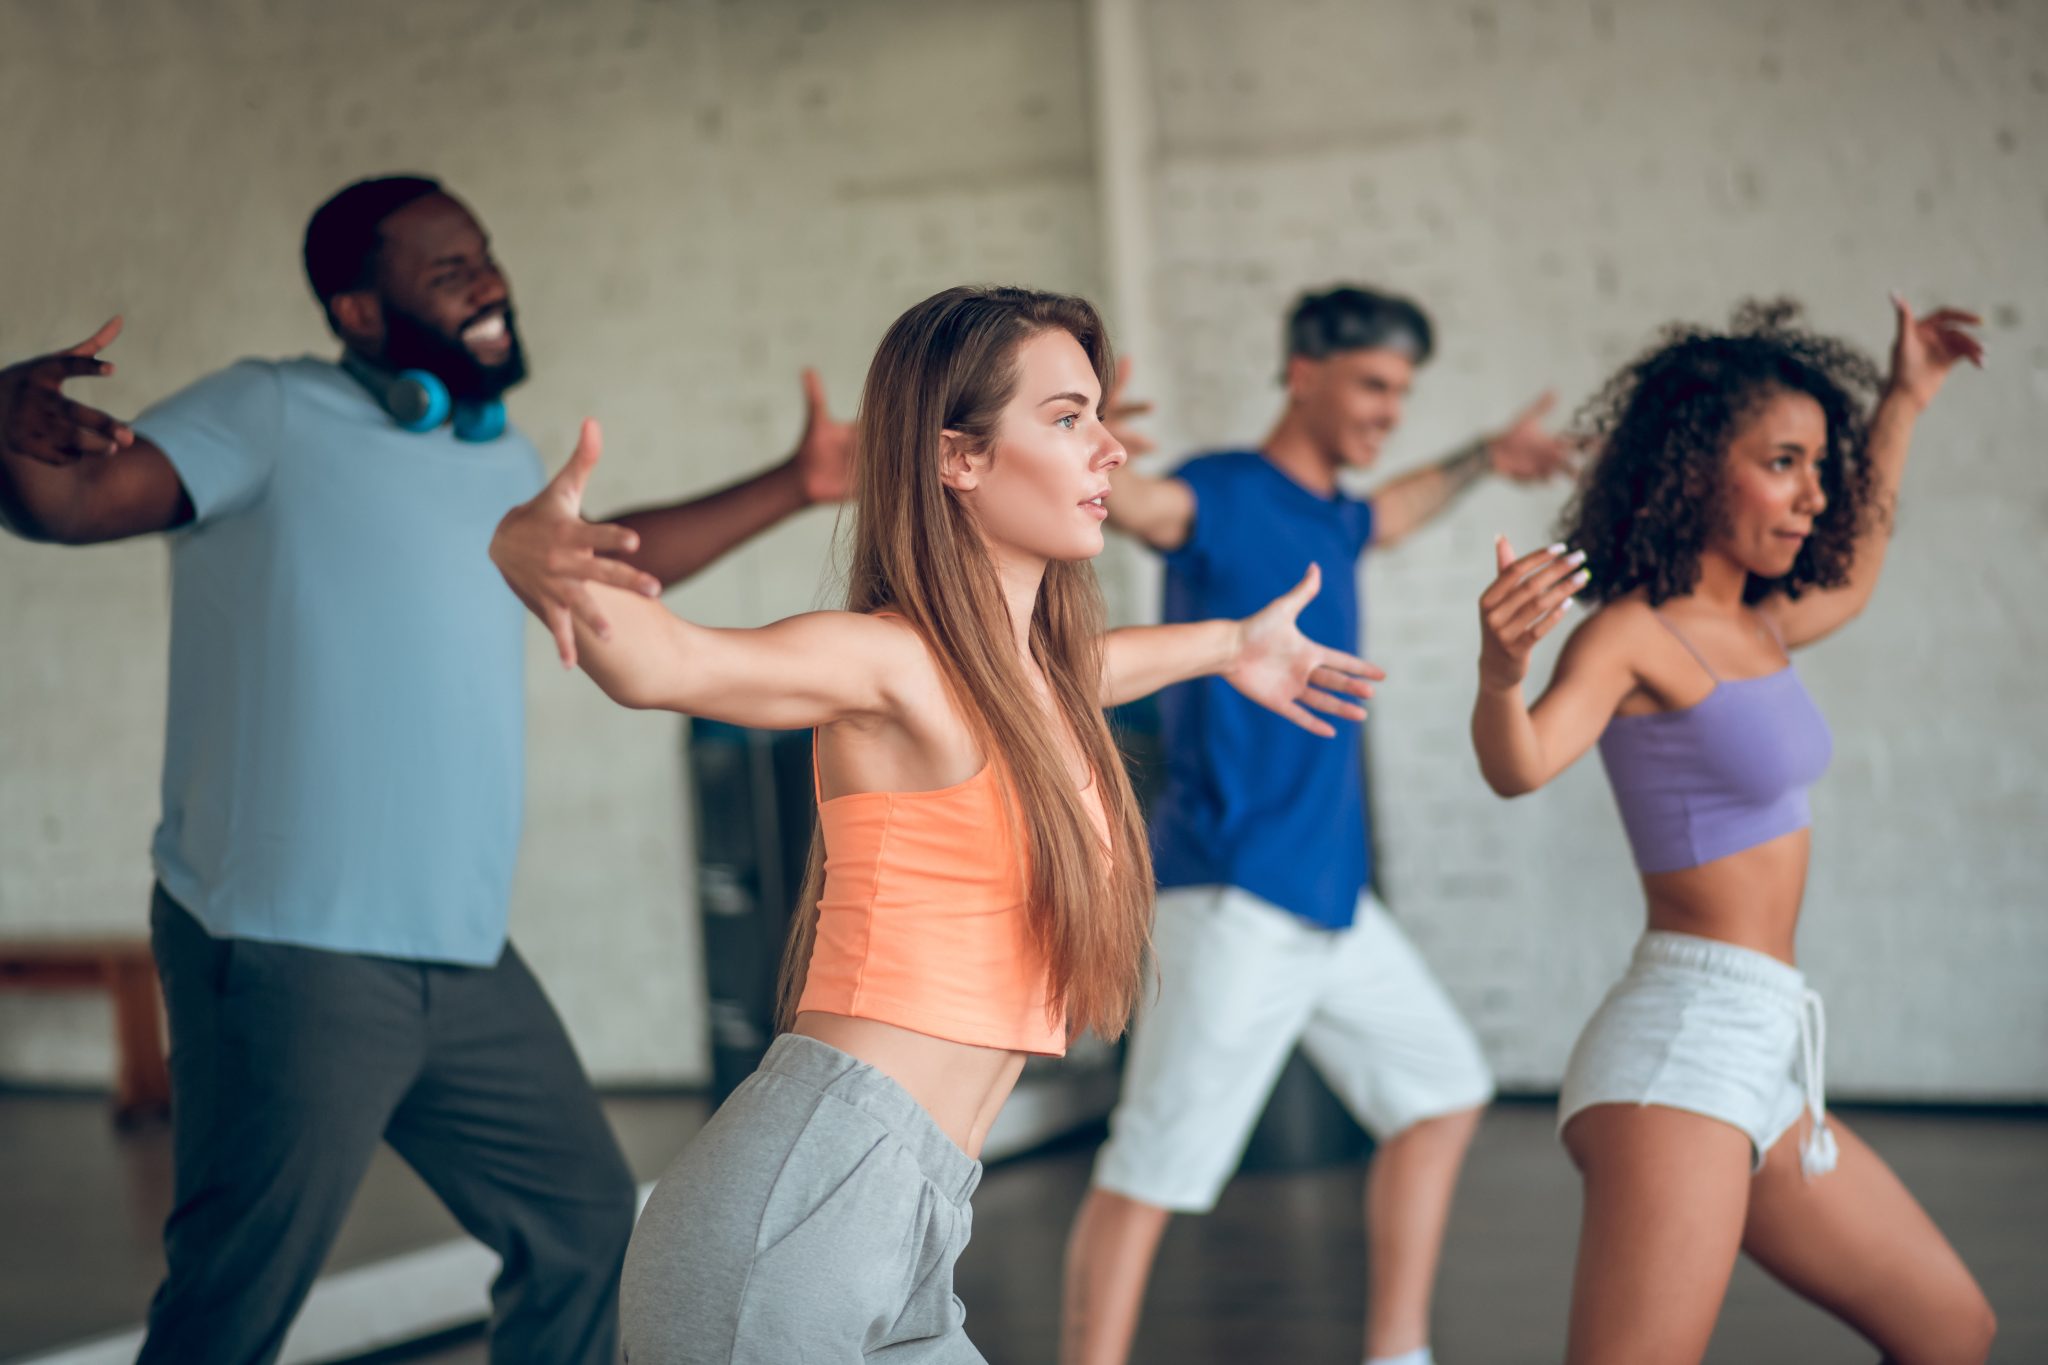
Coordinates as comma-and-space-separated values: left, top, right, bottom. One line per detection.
1558, 300, 1885, 606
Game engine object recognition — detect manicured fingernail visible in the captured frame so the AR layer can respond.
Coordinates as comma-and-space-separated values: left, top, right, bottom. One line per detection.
1545, 541, 1566, 555
1565, 548, 1587, 567
1573, 569, 1591, 587
1560, 596, 1578, 612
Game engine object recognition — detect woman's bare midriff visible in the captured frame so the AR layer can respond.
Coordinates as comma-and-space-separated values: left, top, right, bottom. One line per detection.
1639, 826, 1812, 964
791, 1011, 1029, 1159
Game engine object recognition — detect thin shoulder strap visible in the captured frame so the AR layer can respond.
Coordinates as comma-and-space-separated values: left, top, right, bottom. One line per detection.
1650, 611, 1721, 682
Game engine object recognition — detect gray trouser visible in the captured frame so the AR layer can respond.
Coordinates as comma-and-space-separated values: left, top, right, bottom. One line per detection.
141, 886, 637, 1365
622, 1034, 985, 1364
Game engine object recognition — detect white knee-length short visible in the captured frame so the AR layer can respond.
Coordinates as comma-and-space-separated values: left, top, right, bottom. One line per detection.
1558, 931, 1837, 1176
1092, 885, 1495, 1213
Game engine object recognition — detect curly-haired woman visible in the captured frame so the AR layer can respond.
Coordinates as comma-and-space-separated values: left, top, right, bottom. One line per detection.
1469, 296, 1993, 1365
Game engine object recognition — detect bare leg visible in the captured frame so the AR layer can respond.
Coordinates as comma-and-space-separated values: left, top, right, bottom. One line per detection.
1362, 1105, 1483, 1359
1743, 1113, 1995, 1365
1562, 1104, 1754, 1365
1061, 1186, 1173, 1365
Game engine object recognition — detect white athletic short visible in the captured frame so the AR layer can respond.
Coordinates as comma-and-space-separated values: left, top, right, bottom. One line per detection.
1557, 931, 1837, 1177
1091, 885, 1496, 1213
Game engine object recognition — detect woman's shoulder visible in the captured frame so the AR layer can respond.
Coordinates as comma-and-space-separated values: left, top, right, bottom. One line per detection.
1560, 590, 1662, 668
836, 606, 959, 709
764, 607, 944, 706
853, 604, 940, 654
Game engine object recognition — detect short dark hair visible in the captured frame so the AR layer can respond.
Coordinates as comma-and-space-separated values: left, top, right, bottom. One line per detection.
302, 175, 444, 322
1286, 285, 1434, 366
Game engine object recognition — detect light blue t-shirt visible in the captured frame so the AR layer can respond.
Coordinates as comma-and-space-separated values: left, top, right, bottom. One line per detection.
135, 358, 544, 964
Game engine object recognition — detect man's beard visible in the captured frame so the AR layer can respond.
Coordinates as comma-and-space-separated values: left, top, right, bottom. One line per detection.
381, 302, 528, 404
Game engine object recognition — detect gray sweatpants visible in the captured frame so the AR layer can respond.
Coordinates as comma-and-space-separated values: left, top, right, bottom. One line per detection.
622, 1034, 986, 1364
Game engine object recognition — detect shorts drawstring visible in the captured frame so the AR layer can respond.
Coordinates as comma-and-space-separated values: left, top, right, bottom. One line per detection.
1798, 987, 1837, 1178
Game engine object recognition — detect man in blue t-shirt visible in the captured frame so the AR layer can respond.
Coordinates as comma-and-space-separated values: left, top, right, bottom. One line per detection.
1063, 287, 1572, 1365
0, 177, 856, 1365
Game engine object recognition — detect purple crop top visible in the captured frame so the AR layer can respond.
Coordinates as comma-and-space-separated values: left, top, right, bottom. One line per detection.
1598, 612, 1833, 875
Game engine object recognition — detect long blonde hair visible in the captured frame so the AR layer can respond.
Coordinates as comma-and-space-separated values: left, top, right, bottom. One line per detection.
777, 285, 1154, 1041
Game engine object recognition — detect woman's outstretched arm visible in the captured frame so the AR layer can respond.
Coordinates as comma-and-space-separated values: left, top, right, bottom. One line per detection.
1766, 296, 1984, 650
491, 420, 910, 731
1102, 563, 1385, 738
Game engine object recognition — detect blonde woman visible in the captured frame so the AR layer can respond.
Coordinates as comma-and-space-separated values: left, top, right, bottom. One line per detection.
489, 285, 1383, 1362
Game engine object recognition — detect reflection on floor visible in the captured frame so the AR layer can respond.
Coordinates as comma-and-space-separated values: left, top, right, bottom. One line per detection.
3, 1094, 2042, 1364
0, 1091, 708, 1363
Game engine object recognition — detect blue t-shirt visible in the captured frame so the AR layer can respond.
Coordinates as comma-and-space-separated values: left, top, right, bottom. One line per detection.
1150, 451, 1377, 929
135, 358, 544, 964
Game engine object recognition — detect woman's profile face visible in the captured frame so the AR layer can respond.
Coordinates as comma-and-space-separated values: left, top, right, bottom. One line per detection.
1711, 387, 1831, 582
948, 329, 1127, 566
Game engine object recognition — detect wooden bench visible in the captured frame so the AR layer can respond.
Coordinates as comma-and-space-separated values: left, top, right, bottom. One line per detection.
0, 939, 171, 1126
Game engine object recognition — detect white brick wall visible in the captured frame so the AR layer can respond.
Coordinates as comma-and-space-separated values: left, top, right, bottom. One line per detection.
1129, 0, 2047, 1098
1, 0, 2040, 1098
0, 0, 1100, 1086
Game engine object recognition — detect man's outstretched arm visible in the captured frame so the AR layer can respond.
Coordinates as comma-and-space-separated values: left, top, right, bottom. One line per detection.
1369, 391, 1574, 549
0, 318, 193, 545
1097, 357, 1195, 552
603, 369, 853, 589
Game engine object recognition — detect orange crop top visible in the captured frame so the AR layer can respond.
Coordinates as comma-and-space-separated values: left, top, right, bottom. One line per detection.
795, 744, 1109, 1057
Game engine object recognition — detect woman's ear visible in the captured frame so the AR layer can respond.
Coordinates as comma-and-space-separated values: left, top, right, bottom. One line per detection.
939, 429, 984, 493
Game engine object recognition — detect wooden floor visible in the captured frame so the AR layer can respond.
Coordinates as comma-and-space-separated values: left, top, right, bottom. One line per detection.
325, 1104, 2048, 1364
4, 1094, 2042, 1365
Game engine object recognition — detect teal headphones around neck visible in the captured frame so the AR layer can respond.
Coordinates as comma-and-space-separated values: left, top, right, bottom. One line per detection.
341, 352, 507, 442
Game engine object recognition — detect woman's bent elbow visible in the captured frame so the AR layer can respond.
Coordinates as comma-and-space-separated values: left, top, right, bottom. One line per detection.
583, 669, 662, 713
1479, 765, 1539, 799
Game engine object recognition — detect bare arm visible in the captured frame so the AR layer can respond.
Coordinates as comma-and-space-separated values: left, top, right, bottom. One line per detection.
603, 369, 851, 589
1101, 619, 1240, 706
1470, 537, 1633, 796
0, 318, 193, 544
489, 369, 851, 638
494, 421, 909, 728
494, 381, 851, 666
606, 459, 809, 588
1101, 564, 1384, 736
1766, 298, 1984, 650
1103, 463, 1195, 550
1368, 438, 1493, 549
567, 588, 906, 728
1096, 356, 1195, 551
1370, 392, 1573, 549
